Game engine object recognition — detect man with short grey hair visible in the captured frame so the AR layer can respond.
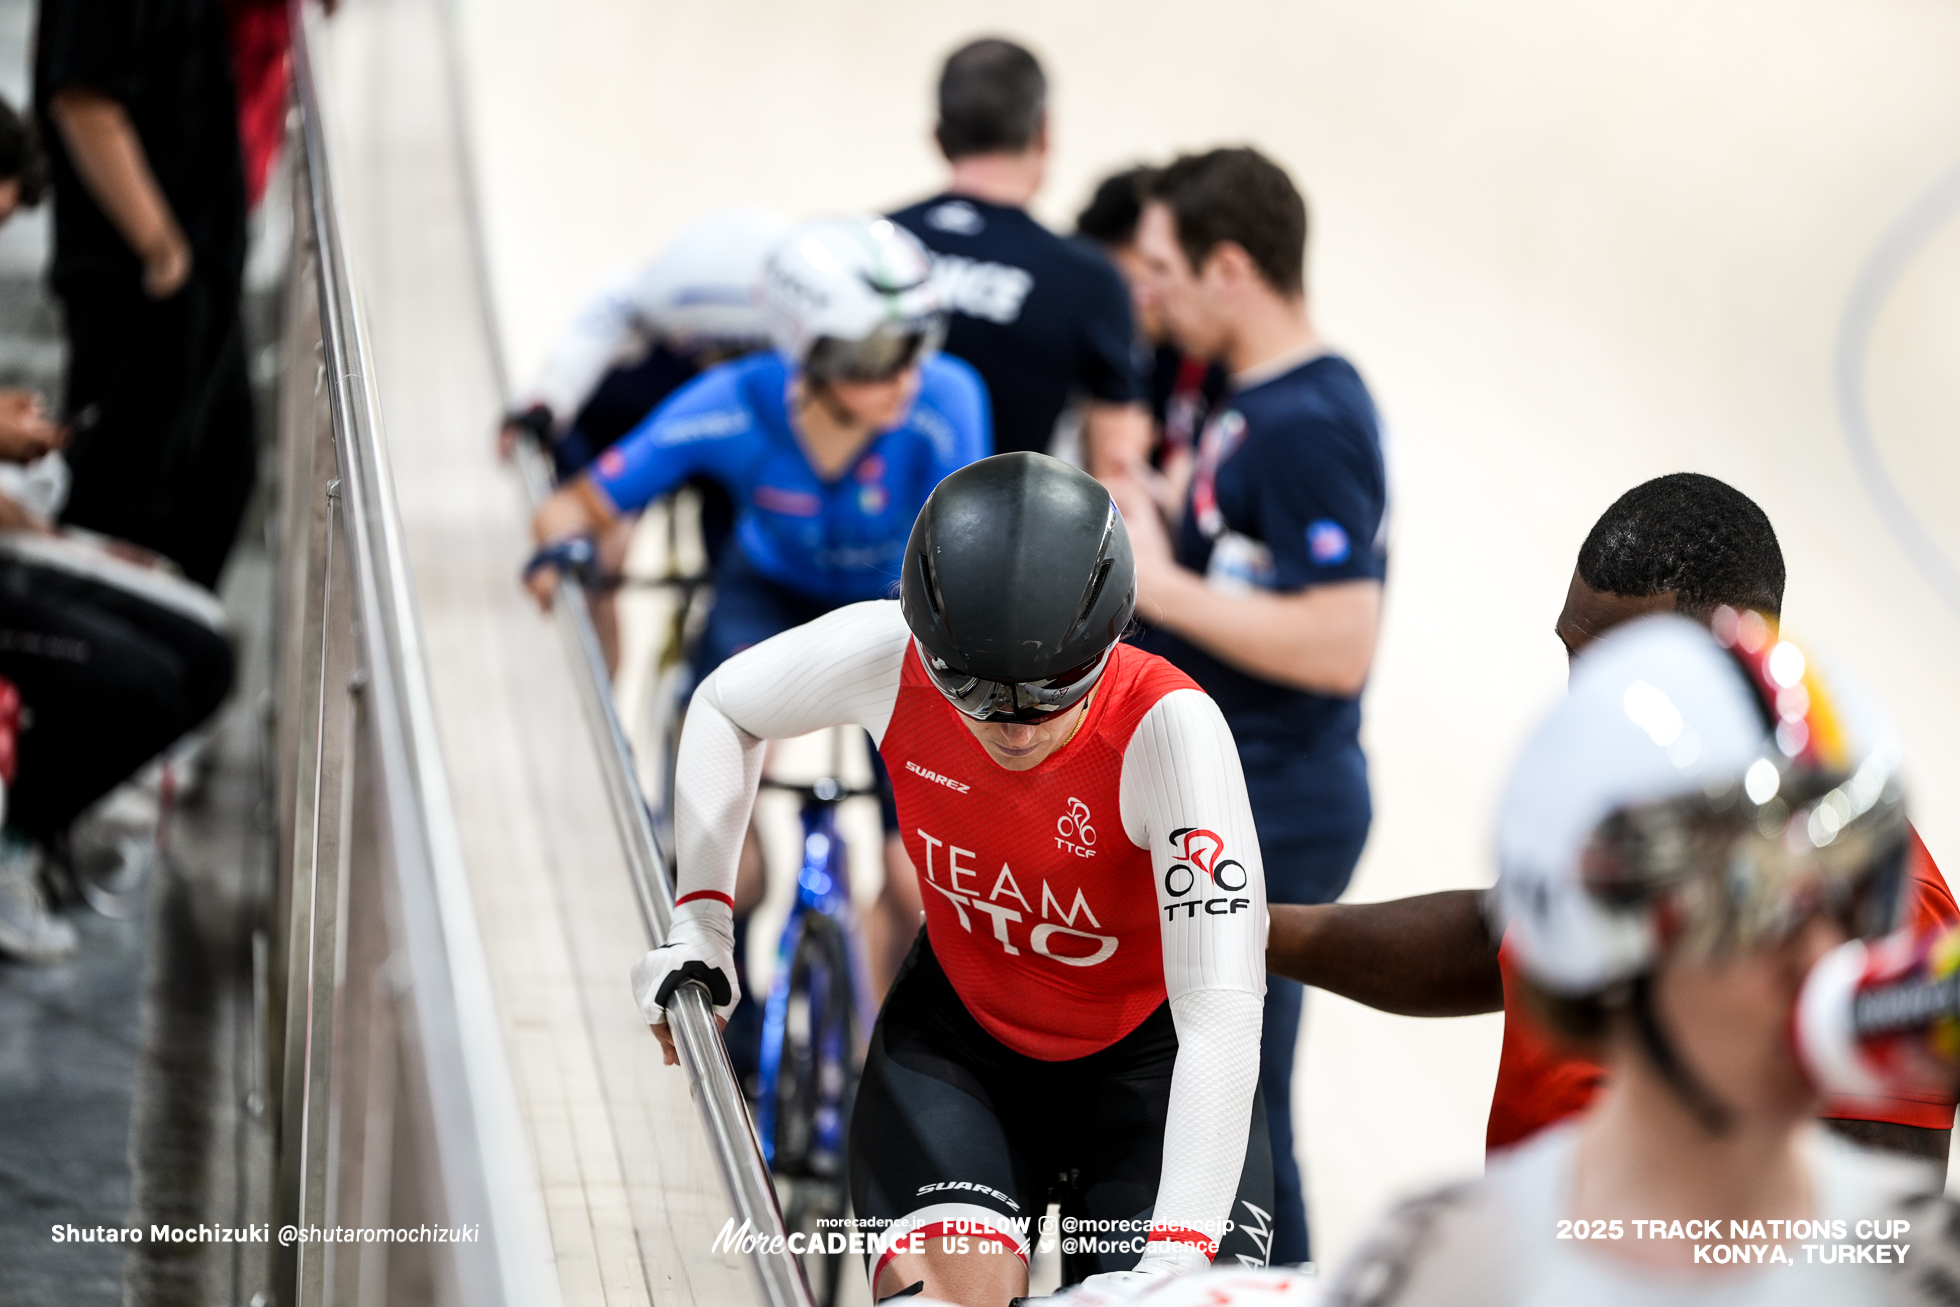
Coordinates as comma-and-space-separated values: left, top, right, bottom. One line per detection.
889, 37, 1149, 472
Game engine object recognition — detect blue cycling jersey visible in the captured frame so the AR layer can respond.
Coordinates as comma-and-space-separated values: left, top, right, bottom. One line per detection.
588, 352, 991, 604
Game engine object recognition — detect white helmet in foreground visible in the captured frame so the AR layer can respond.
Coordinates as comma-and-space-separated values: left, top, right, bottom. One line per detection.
760, 215, 945, 383
1010, 1265, 1323, 1307
1492, 611, 1907, 998
635, 206, 793, 347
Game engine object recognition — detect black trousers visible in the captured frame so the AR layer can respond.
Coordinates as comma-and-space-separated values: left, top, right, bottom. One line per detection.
0, 560, 233, 840
56, 272, 258, 590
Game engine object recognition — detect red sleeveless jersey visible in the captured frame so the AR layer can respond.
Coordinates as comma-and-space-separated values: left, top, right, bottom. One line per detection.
881, 641, 1202, 1061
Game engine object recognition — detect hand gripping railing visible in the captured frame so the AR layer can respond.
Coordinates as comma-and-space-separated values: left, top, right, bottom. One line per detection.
438, 15, 817, 1307
265, 5, 559, 1304
507, 444, 817, 1307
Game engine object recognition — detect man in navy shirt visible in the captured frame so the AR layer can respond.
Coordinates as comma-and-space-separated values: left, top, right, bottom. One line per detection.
888, 38, 1148, 472
1109, 147, 1387, 1267
1076, 165, 1229, 508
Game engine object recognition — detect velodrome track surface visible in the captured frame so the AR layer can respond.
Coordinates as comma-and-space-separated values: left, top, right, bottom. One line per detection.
343, 0, 1960, 1284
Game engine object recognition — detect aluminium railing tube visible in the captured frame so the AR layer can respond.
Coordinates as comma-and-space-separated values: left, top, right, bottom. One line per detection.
439, 0, 816, 1290
265, 5, 560, 1305
506, 398, 819, 1307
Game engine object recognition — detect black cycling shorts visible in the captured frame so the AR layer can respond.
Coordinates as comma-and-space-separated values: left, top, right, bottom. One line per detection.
849, 931, 1274, 1290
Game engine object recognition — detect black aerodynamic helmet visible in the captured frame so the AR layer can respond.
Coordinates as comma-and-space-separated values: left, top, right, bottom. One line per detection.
901, 453, 1136, 722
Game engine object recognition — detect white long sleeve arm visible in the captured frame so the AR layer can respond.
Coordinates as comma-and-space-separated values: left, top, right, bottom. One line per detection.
1120, 689, 1268, 1265
672, 601, 910, 906
525, 267, 658, 422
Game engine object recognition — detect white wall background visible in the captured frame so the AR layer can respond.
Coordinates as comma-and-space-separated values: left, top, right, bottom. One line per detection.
448, 0, 1960, 1271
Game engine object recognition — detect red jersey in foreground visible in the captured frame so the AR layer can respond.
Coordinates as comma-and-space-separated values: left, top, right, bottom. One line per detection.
1486, 826, 1960, 1151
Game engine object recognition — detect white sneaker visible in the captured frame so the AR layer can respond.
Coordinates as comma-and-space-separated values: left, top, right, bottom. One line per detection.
0, 836, 77, 964
66, 790, 160, 920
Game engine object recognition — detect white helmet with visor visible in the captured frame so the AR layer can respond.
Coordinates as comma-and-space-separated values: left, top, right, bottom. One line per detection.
759, 216, 946, 384
1493, 611, 1907, 997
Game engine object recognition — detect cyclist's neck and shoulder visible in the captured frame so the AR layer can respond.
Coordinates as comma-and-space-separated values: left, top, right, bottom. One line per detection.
706, 597, 1209, 767
1209, 342, 1382, 477
905, 351, 990, 442
622, 349, 782, 447
889, 173, 1111, 281
632, 349, 982, 462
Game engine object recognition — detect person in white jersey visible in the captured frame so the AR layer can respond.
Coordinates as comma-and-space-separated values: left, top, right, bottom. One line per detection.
633, 453, 1274, 1304
499, 206, 792, 478
1011, 1263, 1324, 1306
1328, 613, 1934, 1306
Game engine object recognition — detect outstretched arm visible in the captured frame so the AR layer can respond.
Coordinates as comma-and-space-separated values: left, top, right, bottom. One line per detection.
671, 600, 908, 904
1266, 891, 1502, 1017
633, 601, 911, 1062
526, 267, 660, 425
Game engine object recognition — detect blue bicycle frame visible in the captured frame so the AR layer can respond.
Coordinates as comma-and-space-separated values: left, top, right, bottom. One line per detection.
754, 777, 876, 1176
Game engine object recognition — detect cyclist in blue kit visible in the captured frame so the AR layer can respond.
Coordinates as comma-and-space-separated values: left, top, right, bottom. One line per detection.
526, 213, 990, 1063
524, 213, 988, 667
1108, 148, 1387, 1269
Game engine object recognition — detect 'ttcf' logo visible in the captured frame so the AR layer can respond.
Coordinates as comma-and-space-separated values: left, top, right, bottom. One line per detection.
1163, 827, 1246, 896
1162, 827, 1252, 922
1055, 798, 1096, 859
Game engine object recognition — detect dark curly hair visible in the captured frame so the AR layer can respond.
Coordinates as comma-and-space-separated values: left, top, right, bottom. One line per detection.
1075, 165, 1157, 248
1577, 473, 1784, 619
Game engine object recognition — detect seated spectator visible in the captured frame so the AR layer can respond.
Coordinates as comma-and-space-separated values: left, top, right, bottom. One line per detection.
0, 93, 63, 478
0, 510, 234, 962
0, 89, 234, 964
0, 90, 46, 224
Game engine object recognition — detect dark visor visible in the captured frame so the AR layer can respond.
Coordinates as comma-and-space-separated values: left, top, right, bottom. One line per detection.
806, 318, 945, 384
916, 640, 1112, 723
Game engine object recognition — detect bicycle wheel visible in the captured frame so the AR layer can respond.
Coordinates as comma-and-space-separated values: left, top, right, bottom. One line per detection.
765, 910, 859, 1180
779, 1174, 849, 1307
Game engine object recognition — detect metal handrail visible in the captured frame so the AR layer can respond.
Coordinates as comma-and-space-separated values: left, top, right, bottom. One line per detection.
284, 5, 558, 1304
506, 380, 817, 1307
463, 76, 816, 1307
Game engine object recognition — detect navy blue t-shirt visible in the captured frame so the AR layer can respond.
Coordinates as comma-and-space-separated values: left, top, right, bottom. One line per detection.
889, 195, 1143, 456
1136, 352, 1386, 767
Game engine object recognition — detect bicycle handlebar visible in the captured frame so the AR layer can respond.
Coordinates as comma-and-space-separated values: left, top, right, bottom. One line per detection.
759, 776, 882, 804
